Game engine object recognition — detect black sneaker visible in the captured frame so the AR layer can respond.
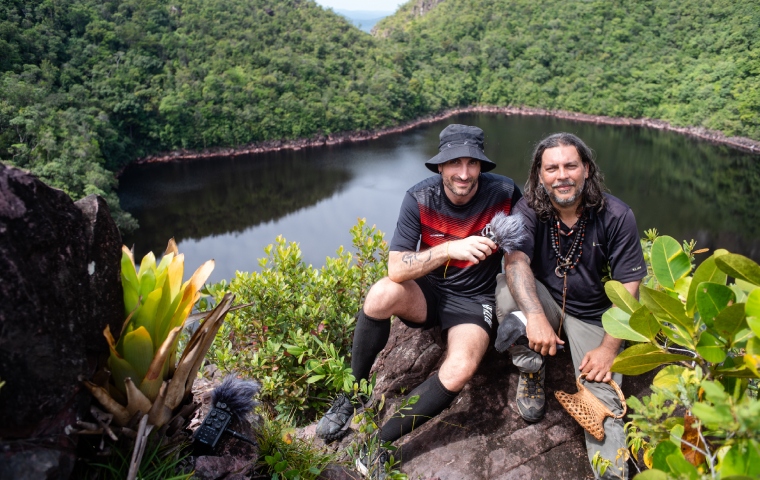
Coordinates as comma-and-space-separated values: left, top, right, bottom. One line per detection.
356, 444, 391, 480
316, 394, 356, 441
516, 360, 546, 422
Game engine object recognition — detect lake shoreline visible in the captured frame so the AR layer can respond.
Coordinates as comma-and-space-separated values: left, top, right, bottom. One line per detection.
130, 106, 760, 169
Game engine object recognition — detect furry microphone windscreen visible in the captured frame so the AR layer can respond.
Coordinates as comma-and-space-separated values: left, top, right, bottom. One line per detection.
211, 376, 262, 419
488, 212, 527, 254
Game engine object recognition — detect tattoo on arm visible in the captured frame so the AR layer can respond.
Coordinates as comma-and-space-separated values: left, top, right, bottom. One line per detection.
402, 250, 432, 267
506, 254, 543, 315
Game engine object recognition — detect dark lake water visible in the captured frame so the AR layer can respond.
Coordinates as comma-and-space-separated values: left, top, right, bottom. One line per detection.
119, 113, 760, 284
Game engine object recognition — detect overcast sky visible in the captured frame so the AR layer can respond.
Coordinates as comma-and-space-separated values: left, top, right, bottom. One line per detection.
313, 0, 403, 12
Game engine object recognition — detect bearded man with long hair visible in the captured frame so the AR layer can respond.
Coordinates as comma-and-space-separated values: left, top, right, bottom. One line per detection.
495, 132, 646, 479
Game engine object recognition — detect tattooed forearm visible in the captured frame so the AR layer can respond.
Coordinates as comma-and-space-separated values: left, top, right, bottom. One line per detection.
402, 250, 432, 267
505, 253, 543, 315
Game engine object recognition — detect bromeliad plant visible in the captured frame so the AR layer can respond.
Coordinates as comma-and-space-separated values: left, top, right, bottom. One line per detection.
602, 233, 760, 479
85, 239, 233, 428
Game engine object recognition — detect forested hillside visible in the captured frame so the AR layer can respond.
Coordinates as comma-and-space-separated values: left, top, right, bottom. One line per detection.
2, 0, 758, 230
377, 0, 760, 137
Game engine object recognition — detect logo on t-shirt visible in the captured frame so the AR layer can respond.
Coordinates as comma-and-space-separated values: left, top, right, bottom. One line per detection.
482, 304, 493, 327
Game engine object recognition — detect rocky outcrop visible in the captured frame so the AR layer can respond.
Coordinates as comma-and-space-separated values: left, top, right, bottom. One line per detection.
312, 319, 654, 479
0, 163, 123, 478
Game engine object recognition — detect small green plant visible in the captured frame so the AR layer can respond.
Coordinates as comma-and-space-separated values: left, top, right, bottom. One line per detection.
346, 377, 408, 480
256, 413, 334, 480
81, 435, 192, 480
206, 219, 388, 423
602, 232, 760, 479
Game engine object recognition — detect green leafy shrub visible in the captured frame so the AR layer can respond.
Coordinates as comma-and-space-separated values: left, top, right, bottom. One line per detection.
206, 219, 388, 423
602, 232, 760, 479
255, 413, 334, 480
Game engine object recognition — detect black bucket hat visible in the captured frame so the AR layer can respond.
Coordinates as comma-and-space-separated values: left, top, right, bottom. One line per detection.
425, 124, 496, 173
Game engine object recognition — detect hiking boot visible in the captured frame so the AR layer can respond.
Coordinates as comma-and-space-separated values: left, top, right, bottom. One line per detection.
516, 360, 546, 422
356, 443, 391, 480
316, 394, 356, 441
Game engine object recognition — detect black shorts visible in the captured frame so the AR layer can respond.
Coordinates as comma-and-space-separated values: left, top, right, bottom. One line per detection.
397, 276, 496, 338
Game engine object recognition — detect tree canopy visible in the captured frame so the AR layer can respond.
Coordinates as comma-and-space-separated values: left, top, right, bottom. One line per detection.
1, 0, 757, 230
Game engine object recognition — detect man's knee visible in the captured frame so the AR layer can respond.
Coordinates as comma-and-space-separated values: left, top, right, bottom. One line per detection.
364, 278, 402, 312
439, 356, 479, 392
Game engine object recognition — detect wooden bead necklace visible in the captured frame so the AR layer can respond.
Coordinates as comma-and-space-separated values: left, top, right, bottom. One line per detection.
551, 210, 587, 339
550, 212, 587, 278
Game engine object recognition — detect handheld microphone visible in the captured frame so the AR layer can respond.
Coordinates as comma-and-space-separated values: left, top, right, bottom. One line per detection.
482, 212, 527, 254
194, 376, 261, 450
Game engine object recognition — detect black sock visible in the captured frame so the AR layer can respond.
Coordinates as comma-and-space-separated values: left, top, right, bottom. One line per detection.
378, 373, 458, 443
350, 309, 391, 382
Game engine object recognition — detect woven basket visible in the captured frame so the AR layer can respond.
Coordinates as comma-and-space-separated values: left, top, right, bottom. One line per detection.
554, 373, 627, 441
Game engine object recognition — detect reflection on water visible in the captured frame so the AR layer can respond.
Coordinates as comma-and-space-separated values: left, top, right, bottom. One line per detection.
119, 113, 760, 283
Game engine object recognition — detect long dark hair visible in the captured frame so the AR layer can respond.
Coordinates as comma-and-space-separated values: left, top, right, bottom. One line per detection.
524, 132, 607, 221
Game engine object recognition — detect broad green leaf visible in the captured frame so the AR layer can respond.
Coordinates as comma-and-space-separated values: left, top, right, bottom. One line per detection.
734, 278, 759, 294
306, 375, 325, 384
121, 247, 140, 315
653, 365, 690, 393
640, 286, 694, 335
153, 276, 174, 343
733, 327, 754, 346
658, 319, 696, 349
745, 338, 760, 377
605, 280, 641, 314
629, 307, 661, 341
650, 236, 691, 290
167, 253, 184, 301
696, 331, 727, 364
686, 249, 728, 315
612, 343, 693, 375
745, 289, 760, 337
715, 254, 760, 286
137, 251, 157, 280
715, 360, 757, 378
602, 307, 649, 342
716, 440, 760, 477
747, 336, 760, 356
132, 288, 162, 342
122, 326, 154, 381
138, 267, 156, 303
696, 282, 735, 328
713, 303, 747, 344
652, 440, 678, 472
156, 252, 174, 274
632, 470, 667, 480
666, 452, 699, 480
674, 277, 691, 302
107, 348, 140, 397
691, 402, 733, 427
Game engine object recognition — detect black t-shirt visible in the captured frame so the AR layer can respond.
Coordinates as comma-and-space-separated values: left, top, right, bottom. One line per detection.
390, 173, 522, 304
514, 194, 646, 325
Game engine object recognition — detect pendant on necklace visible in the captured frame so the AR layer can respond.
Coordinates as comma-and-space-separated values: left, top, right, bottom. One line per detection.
555, 261, 572, 278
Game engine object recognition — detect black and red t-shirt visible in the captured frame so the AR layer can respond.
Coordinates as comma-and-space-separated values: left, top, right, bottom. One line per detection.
390, 173, 522, 303
513, 194, 647, 325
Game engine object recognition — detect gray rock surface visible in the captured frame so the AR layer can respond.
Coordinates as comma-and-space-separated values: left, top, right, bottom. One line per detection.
312, 319, 654, 479
0, 164, 123, 477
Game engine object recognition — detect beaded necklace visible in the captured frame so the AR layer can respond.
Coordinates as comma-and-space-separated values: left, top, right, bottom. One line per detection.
550, 212, 587, 278
550, 210, 587, 340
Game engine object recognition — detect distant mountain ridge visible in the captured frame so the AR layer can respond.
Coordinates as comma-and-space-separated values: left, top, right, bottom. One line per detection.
334, 8, 393, 33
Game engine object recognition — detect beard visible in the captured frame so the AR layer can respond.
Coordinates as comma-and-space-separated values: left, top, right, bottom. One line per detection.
443, 174, 478, 198
542, 178, 585, 207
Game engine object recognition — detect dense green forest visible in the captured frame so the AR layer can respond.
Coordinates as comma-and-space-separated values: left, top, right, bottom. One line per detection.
1, 0, 758, 230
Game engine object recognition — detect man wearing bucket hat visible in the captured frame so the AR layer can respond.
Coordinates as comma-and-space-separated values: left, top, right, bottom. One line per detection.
315, 124, 522, 477
494, 132, 646, 479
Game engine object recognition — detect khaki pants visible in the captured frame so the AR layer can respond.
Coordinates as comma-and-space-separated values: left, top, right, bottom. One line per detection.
495, 273, 628, 480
